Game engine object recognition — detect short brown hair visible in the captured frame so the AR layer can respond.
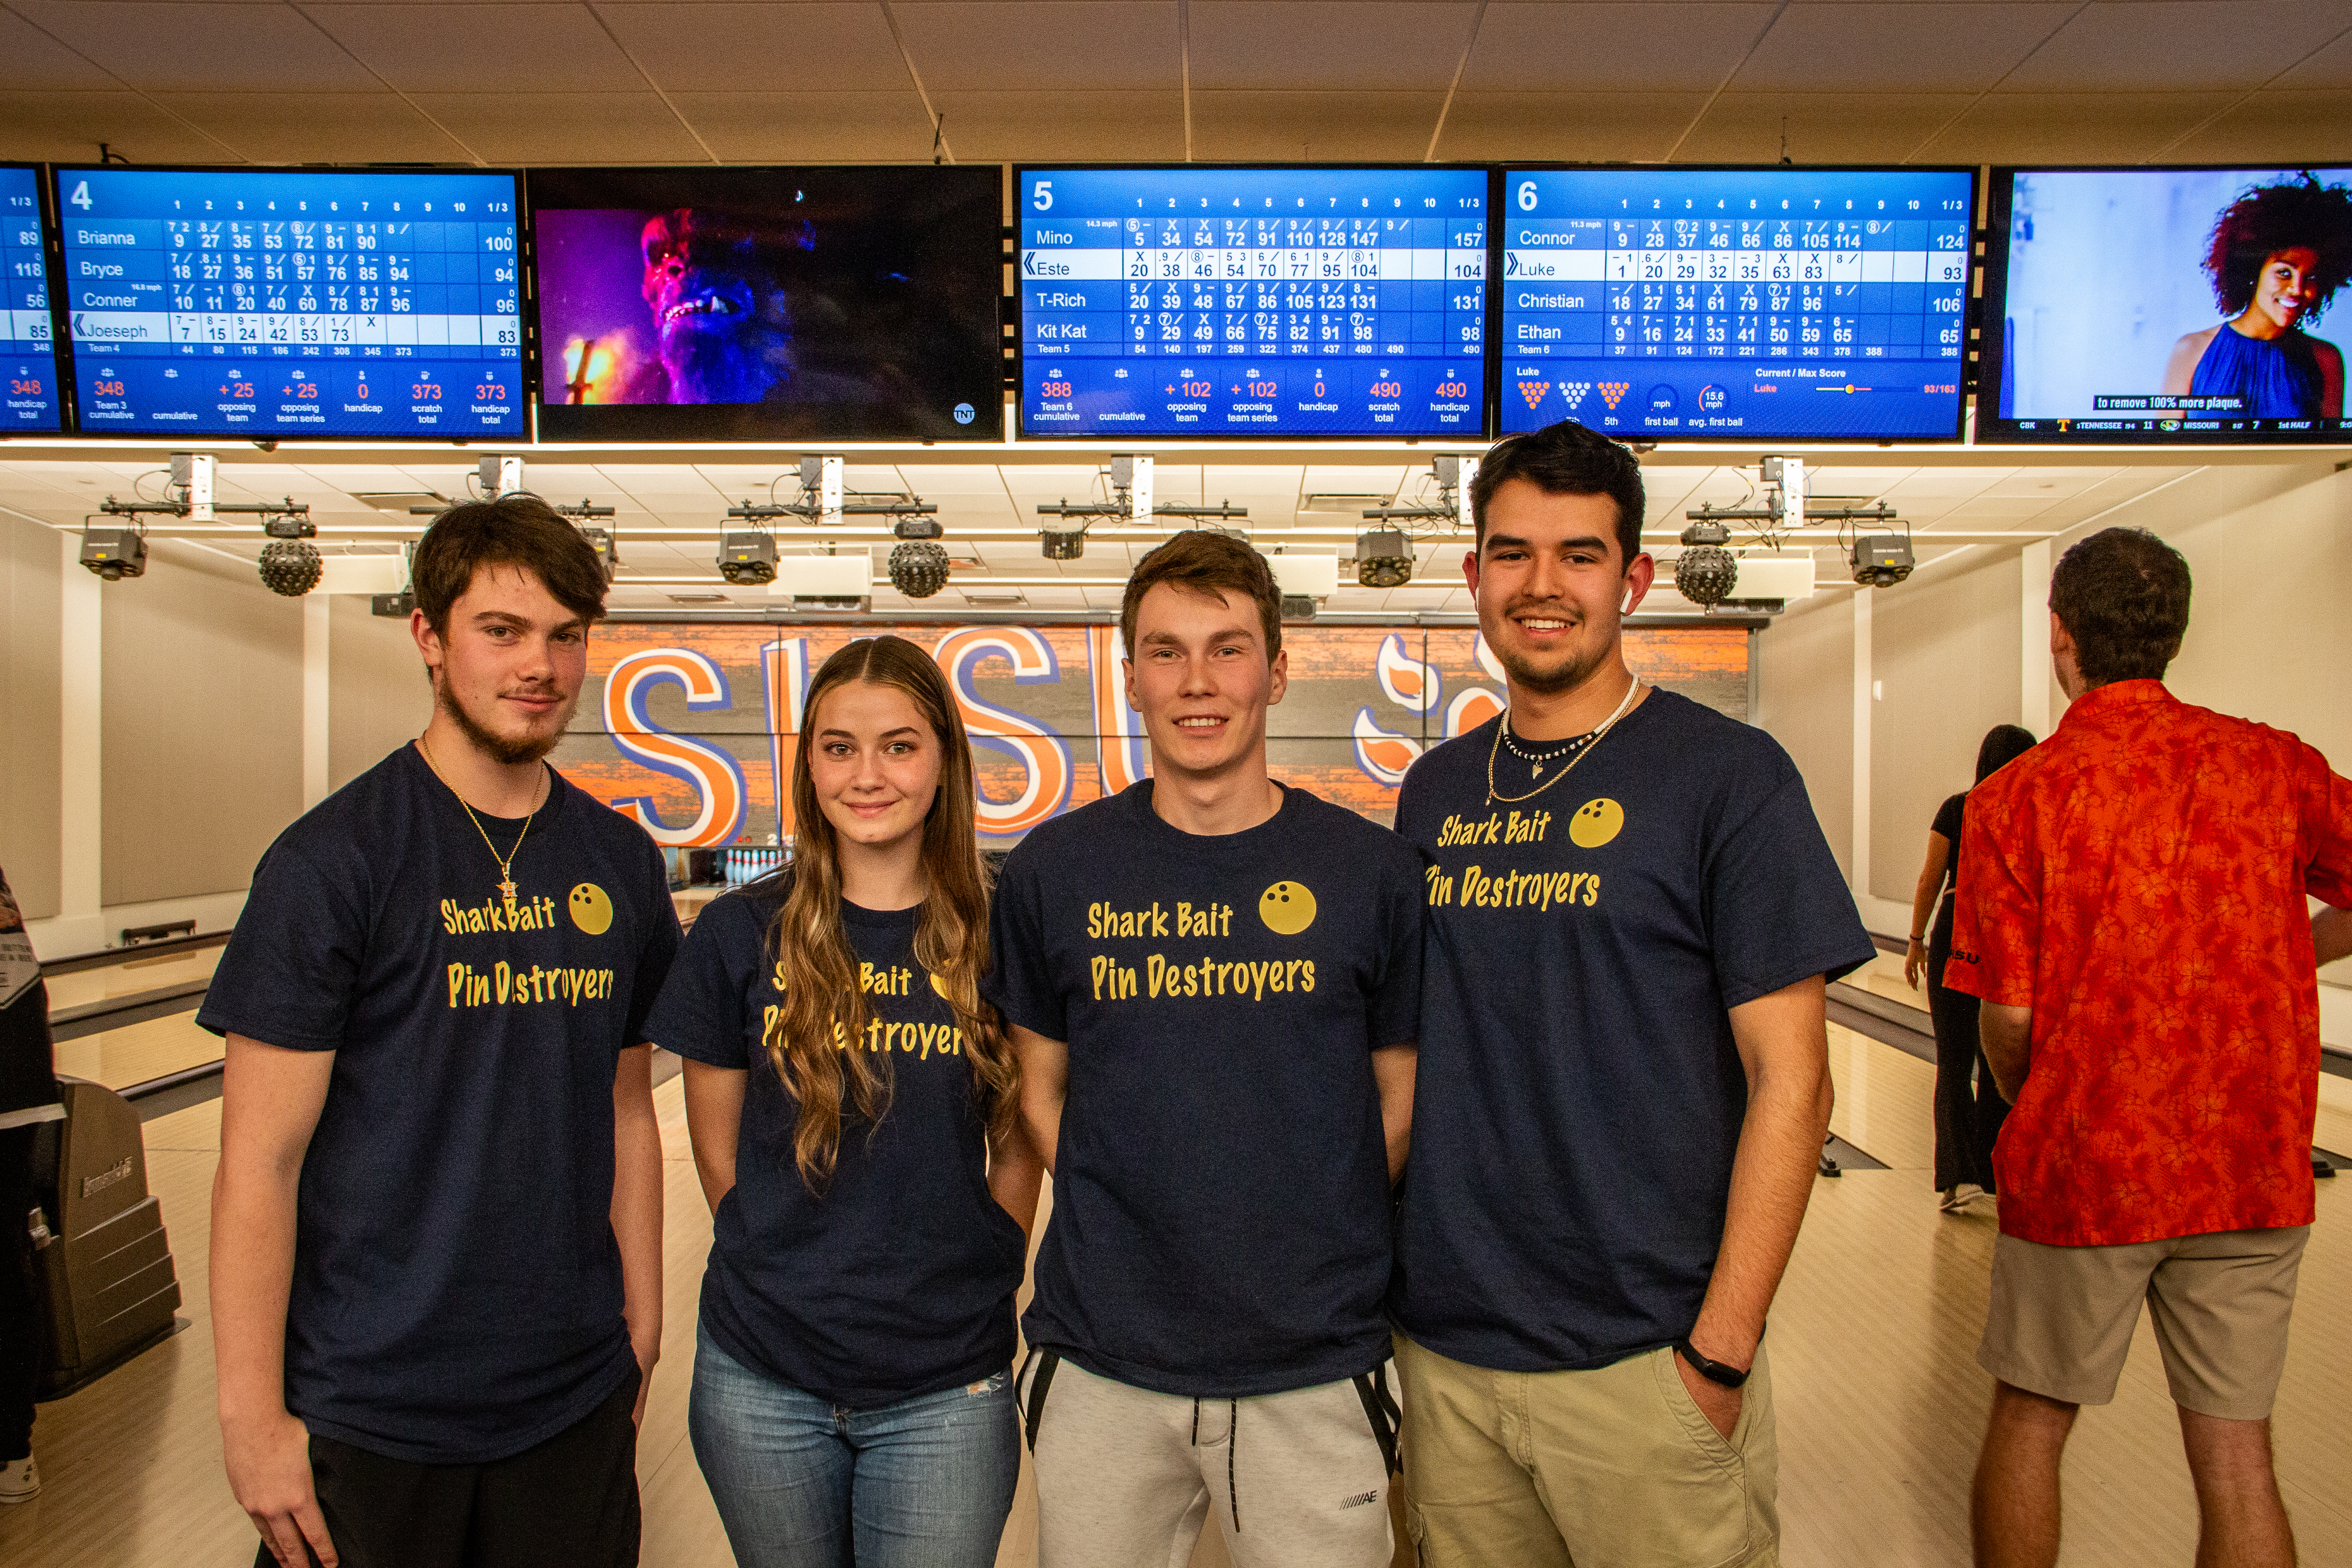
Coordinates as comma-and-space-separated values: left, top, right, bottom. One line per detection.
1119, 530, 1282, 661
1471, 420, 1646, 566
2049, 527, 2192, 687
412, 496, 609, 639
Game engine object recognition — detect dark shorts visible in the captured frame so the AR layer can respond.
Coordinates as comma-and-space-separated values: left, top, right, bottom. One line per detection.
257, 1368, 642, 1568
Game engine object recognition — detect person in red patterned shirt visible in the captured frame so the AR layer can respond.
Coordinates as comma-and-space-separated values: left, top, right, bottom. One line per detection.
1946, 525, 2352, 1568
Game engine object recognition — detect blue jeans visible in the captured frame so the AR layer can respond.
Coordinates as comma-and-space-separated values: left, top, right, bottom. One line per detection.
687, 1325, 1019, 1568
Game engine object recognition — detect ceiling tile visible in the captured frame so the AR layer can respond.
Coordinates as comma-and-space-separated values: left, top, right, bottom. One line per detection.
400, 92, 710, 162
307, 4, 646, 94
145, 92, 475, 164
2002, 1, 2352, 94
599, 3, 911, 93
10, 2, 381, 93
0, 10, 120, 91
1674, 91, 1978, 162
1912, 90, 2239, 163
894, 3, 1179, 92
1186, 90, 1448, 160
2165, 89, 2352, 163
0, 89, 231, 163
1733, 3, 2075, 93
665, 90, 935, 160
1188, 3, 1481, 91
927, 90, 1185, 162
2275, 25, 2352, 86
1462, 4, 1780, 93
1435, 91, 1706, 162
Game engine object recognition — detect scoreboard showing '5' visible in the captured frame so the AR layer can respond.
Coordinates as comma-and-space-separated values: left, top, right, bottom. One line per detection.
1018, 166, 1491, 438
52, 165, 527, 440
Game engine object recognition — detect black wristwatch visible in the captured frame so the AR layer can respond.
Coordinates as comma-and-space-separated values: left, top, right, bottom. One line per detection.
1673, 1335, 1755, 1389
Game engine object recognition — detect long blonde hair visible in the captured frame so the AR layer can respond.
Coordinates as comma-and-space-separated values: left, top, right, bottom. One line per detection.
765, 636, 1017, 1189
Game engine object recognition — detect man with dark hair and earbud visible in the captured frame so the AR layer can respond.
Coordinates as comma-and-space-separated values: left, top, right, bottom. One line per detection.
1951, 525, 2352, 1568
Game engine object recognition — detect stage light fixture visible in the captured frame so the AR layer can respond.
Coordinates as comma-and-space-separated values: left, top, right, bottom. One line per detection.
1280, 594, 1317, 622
371, 591, 415, 618
718, 532, 779, 586
260, 539, 323, 597
889, 541, 951, 599
1040, 524, 1086, 560
576, 525, 620, 583
1672, 519, 1739, 608
79, 525, 147, 581
1356, 530, 1413, 589
892, 516, 944, 541
1851, 534, 1916, 588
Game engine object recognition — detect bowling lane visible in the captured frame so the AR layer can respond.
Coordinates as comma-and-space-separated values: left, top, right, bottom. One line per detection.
51, 1013, 224, 1094
40, 946, 222, 1012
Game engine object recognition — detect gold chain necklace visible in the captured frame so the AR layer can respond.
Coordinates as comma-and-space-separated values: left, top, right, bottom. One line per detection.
417, 735, 543, 920
1485, 675, 1642, 806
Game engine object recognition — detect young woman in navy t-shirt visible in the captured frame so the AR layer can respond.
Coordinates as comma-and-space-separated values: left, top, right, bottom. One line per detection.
646, 635, 1041, 1568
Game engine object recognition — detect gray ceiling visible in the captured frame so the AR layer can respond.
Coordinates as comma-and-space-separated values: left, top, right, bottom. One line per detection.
5, 1, 2352, 169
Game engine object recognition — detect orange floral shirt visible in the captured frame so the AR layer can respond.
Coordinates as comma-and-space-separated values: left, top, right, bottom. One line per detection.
1945, 681, 2352, 1246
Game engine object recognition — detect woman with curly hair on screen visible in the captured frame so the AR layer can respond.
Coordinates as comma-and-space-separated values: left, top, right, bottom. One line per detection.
2162, 173, 2352, 420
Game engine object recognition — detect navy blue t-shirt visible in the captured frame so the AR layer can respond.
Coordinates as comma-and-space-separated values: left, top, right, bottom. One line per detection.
644, 878, 1027, 1408
986, 781, 1423, 1399
197, 745, 680, 1464
1390, 692, 1873, 1373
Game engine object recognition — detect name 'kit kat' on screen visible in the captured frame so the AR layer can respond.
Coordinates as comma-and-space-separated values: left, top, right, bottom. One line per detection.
52, 165, 526, 440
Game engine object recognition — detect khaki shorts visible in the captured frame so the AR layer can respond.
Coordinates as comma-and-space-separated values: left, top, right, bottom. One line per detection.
1977, 1225, 2308, 1421
1393, 1332, 1777, 1568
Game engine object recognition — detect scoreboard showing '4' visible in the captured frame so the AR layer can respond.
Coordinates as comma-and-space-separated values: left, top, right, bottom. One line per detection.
1501, 167, 1976, 441
1018, 166, 1491, 438
52, 165, 526, 439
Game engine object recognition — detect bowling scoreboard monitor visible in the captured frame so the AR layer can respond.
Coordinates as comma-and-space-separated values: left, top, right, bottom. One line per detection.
1017, 166, 1491, 438
1500, 167, 1976, 441
52, 165, 525, 439
1, 165, 64, 433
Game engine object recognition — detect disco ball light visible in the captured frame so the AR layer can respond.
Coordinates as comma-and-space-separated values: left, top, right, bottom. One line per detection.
1672, 545, 1738, 607
889, 540, 951, 599
259, 539, 323, 597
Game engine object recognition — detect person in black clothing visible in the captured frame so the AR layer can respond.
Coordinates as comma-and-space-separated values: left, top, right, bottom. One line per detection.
0, 866, 62, 1504
1904, 724, 2038, 1211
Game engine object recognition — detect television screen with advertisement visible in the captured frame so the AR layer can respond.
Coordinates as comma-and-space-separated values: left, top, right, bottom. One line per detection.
529, 165, 1004, 442
1982, 164, 2352, 442
1498, 165, 1974, 441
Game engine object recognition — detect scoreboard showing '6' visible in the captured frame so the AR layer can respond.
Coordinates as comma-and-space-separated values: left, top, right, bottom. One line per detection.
52, 165, 527, 440
1500, 167, 1975, 441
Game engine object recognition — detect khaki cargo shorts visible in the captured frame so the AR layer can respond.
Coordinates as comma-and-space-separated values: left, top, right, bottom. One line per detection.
1394, 1331, 1777, 1568
1977, 1225, 2308, 1421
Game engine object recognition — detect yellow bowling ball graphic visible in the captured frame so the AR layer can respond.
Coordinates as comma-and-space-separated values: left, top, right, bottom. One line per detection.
1568, 798, 1625, 849
1259, 881, 1317, 936
569, 883, 614, 935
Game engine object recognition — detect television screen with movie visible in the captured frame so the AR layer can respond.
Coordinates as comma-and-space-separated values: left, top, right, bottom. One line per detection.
528, 165, 1004, 442
1982, 164, 2352, 442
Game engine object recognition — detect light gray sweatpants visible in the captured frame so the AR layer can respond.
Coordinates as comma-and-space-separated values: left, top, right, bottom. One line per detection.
1017, 1350, 1397, 1568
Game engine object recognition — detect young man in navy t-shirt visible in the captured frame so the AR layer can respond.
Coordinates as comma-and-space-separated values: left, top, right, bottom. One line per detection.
1389, 421, 1873, 1568
201, 498, 680, 1568
989, 531, 1423, 1568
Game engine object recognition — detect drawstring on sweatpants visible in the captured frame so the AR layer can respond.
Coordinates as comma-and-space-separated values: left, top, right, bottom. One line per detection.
1188, 1396, 1243, 1533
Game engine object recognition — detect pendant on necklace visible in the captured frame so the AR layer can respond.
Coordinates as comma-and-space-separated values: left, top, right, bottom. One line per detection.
1531, 763, 1544, 778
499, 877, 520, 919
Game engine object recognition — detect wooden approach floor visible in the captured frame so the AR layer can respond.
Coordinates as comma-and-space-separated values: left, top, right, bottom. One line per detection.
5, 1028, 2350, 1568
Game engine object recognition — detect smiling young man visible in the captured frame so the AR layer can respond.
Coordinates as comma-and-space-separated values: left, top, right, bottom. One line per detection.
1388, 420, 1873, 1568
987, 531, 1424, 1568
200, 498, 680, 1568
